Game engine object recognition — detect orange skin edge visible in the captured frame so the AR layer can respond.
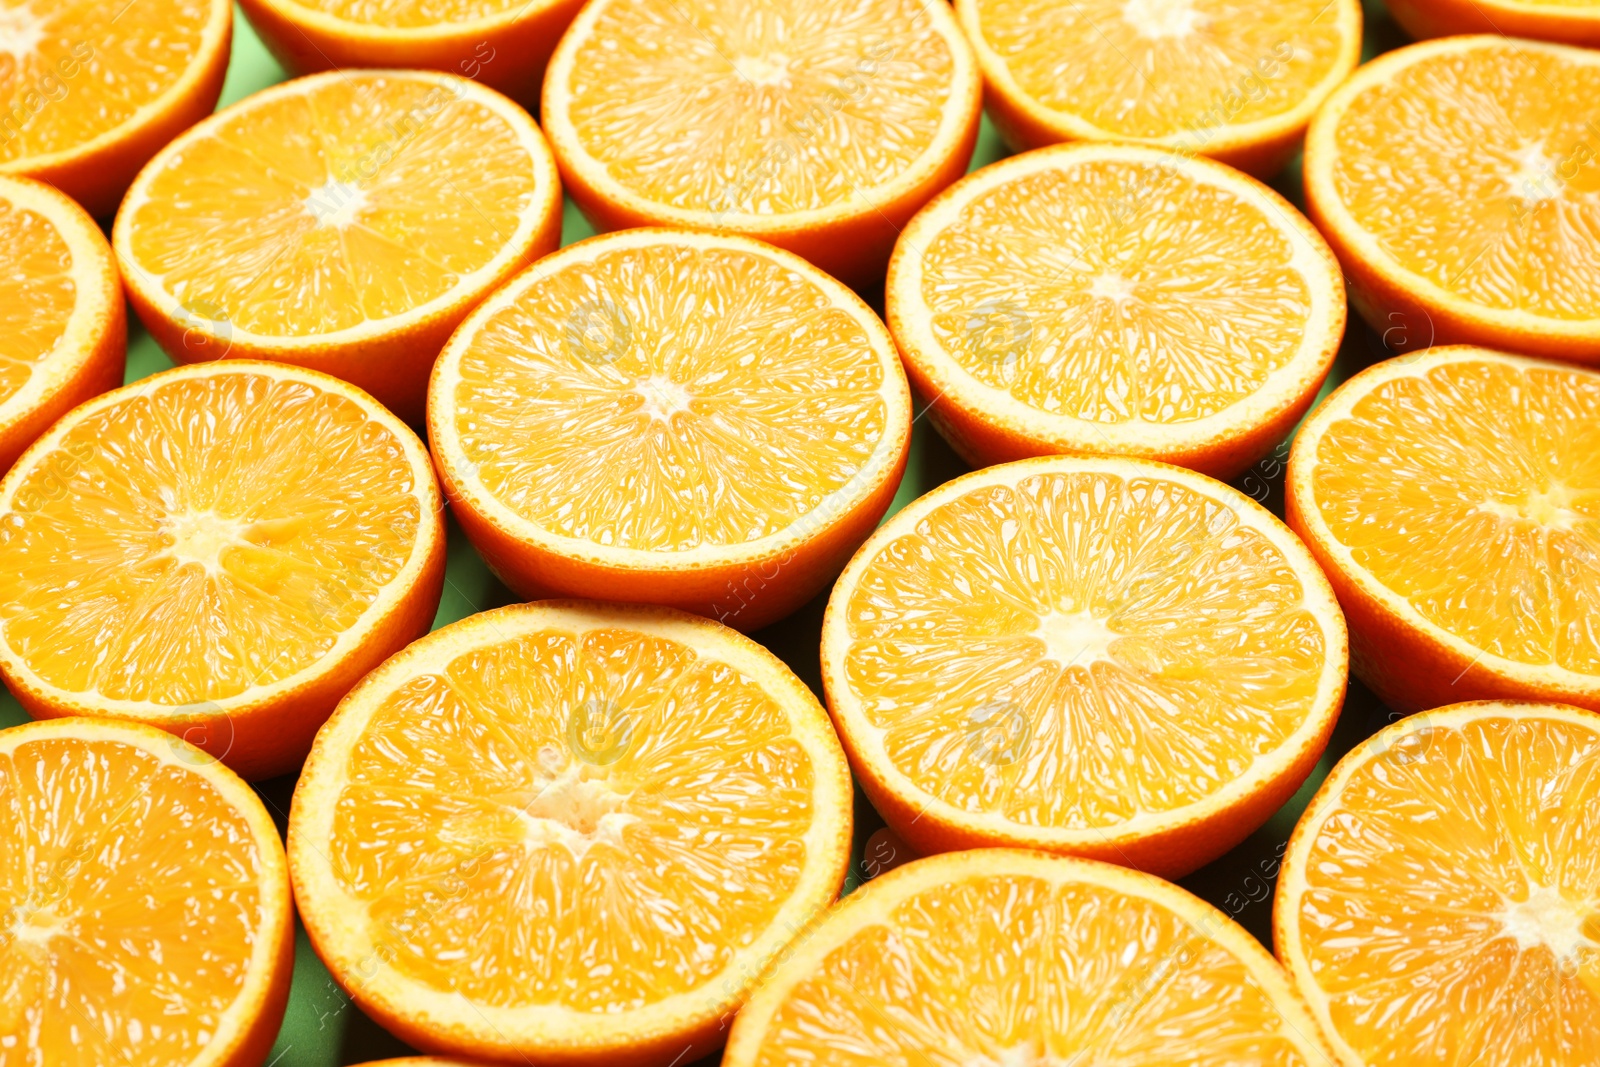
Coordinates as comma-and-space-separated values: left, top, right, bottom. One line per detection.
1384, 0, 1600, 47
11, 11, 232, 219
236, 0, 587, 112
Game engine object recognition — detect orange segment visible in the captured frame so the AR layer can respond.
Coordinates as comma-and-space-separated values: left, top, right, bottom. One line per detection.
0, 0, 231, 217
955, 0, 1361, 176
820, 455, 1347, 879
0, 717, 293, 1067
726, 850, 1336, 1066
540, 0, 981, 287
1287, 347, 1600, 715
289, 602, 853, 1065
1276, 702, 1600, 1067
0, 361, 445, 779
0, 176, 124, 475
888, 143, 1344, 478
1305, 37, 1600, 361
429, 229, 912, 631
113, 70, 562, 421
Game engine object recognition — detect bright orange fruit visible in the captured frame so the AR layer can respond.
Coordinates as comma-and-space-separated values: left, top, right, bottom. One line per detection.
726, 849, 1337, 1065
289, 601, 853, 1066
821, 455, 1347, 878
0, 361, 446, 779
0, 717, 294, 1067
1276, 701, 1600, 1067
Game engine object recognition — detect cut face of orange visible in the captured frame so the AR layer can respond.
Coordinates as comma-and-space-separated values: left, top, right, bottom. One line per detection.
955, 0, 1361, 177
0, 176, 124, 476
0, 361, 446, 780
1306, 37, 1600, 362
540, 0, 981, 287
726, 849, 1336, 1066
429, 229, 912, 632
236, 0, 585, 107
888, 143, 1345, 479
1387, 0, 1600, 46
289, 601, 854, 1066
1276, 702, 1600, 1067
0, 0, 231, 217
0, 717, 294, 1067
820, 455, 1347, 879
1288, 347, 1600, 716
112, 70, 562, 422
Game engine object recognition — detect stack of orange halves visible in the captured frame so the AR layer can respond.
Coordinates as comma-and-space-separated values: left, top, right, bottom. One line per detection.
0, 0, 1596, 1066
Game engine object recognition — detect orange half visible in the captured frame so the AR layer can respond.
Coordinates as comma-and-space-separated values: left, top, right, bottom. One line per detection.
1305, 37, 1600, 362
888, 143, 1345, 478
541, 0, 981, 287
113, 70, 563, 421
1276, 701, 1600, 1067
0, 175, 124, 475
0, 717, 294, 1067
0, 0, 231, 217
725, 849, 1336, 1065
821, 455, 1347, 878
0, 361, 446, 779
289, 602, 854, 1066
1387, 0, 1600, 46
955, 0, 1361, 177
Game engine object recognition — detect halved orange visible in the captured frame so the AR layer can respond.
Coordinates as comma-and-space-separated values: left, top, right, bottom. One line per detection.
888, 143, 1345, 479
1276, 701, 1600, 1067
0, 361, 446, 780
540, 0, 982, 289
236, 0, 585, 108
0, 716, 294, 1067
725, 849, 1336, 1065
0, 0, 231, 218
820, 455, 1348, 879
955, 0, 1361, 177
289, 601, 854, 1067
1306, 37, 1600, 363
1288, 346, 1600, 716
1387, 0, 1600, 46
0, 175, 124, 476
113, 70, 563, 422
428, 229, 912, 632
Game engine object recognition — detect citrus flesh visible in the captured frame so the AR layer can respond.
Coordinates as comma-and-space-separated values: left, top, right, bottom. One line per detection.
0, 717, 293, 1067
820, 455, 1347, 878
888, 143, 1344, 478
289, 602, 853, 1065
1276, 701, 1600, 1067
1305, 37, 1600, 360
955, 0, 1360, 175
271, 0, 530, 25
114, 69, 561, 420
725, 849, 1335, 1065
0, 176, 124, 475
429, 229, 911, 631
1287, 347, 1600, 713
541, 0, 981, 285
0, 361, 445, 779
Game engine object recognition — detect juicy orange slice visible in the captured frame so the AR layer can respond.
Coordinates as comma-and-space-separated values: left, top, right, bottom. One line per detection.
113, 70, 562, 422
0, 361, 446, 779
236, 0, 584, 107
0, 717, 294, 1067
1388, 0, 1600, 46
726, 849, 1336, 1065
888, 143, 1344, 479
428, 229, 912, 631
289, 601, 854, 1065
1276, 701, 1600, 1067
1288, 346, 1600, 716
955, 0, 1361, 177
1306, 37, 1600, 362
820, 455, 1347, 878
540, 0, 981, 287
0, 175, 124, 475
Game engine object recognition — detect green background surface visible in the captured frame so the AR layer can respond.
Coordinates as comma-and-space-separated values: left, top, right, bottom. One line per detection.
0, 4, 1420, 1063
